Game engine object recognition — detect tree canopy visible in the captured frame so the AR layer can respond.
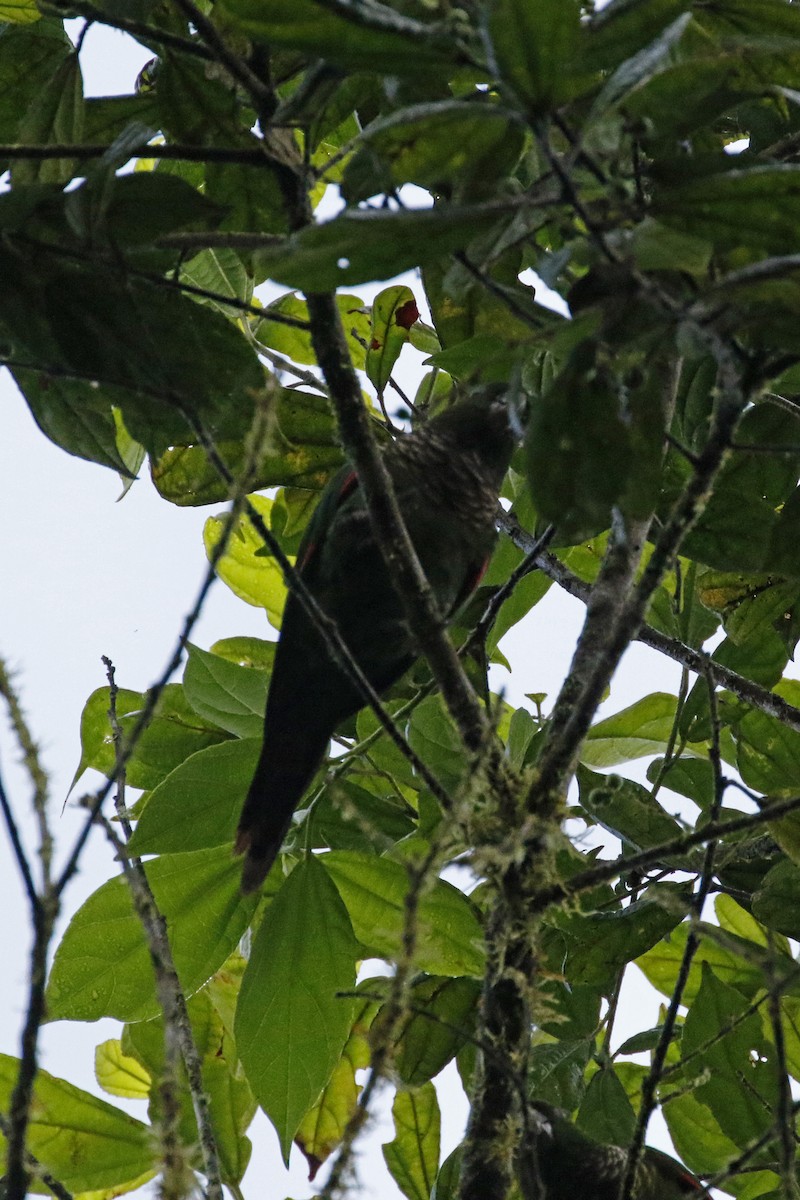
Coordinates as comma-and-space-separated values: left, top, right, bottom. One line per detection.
4, 1, 800, 1198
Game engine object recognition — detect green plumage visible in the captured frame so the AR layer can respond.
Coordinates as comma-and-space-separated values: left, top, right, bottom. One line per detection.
529, 1102, 703, 1200
236, 388, 515, 893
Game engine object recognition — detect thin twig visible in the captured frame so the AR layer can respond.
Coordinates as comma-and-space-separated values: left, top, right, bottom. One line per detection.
467, 525, 555, 652
497, 511, 800, 738
0, 658, 51, 886
0, 142, 270, 165
0, 767, 38, 913
0, 668, 60, 1200
42, 0, 214, 58
171, 0, 275, 110
93, 810, 224, 1198
103, 657, 186, 1194
530, 787, 800, 914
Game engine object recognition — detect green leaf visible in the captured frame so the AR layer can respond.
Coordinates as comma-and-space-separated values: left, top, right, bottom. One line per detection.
153, 387, 344, 505
577, 765, 687, 856
655, 165, 800, 256
0, 1054, 155, 1192
183, 642, 269, 739
485, 0, 584, 113
0, 22, 72, 160
210, 635, 277, 671
506, 706, 539, 771
122, 983, 257, 1185
254, 292, 369, 369
126, 738, 262, 855
255, 202, 518, 291
408, 694, 469, 794
547, 883, 690, 990
113, 406, 146, 496
179, 246, 253, 317
46, 846, 256, 1022
73, 682, 229, 792
697, 570, 800, 646
12, 367, 136, 474
383, 1083, 441, 1200
751, 859, 800, 939
202, 1053, 257, 1185
294, 1001, 374, 1178
581, 694, 683, 767
527, 1038, 594, 1112
627, 216, 712, 275
0, 241, 264, 460
356, 704, 421, 792
646, 756, 715, 810
308, 777, 416, 856
482, 533, 552, 652
0, 0, 40, 20
679, 627, 787, 742
82, 93, 158, 144
323, 851, 484, 977
220, 0, 457, 73
587, 12, 692, 120
366, 285, 419, 395
583, 0, 687, 73
13, 49, 83, 185
662, 1088, 742, 1178
203, 494, 289, 627
432, 1145, 462, 1200
395, 976, 481, 1087
682, 963, 778, 1146
235, 855, 358, 1161
524, 349, 633, 542
342, 102, 524, 203
94, 1039, 151, 1101
155, 48, 244, 147
577, 1068, 636, 1148
736, 680, 800, 793
65, 170, 226, 250
636, 921, 765, 1005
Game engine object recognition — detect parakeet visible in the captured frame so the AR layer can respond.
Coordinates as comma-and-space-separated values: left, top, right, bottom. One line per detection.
528, 1102, 705, 1200
235, 387, 515, 892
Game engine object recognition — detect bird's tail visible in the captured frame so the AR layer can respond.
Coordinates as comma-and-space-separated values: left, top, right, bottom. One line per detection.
235, 722, 331, 894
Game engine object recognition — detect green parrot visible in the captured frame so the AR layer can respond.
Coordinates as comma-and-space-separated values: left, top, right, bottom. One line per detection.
528, 1102, 705, 1200
235, 387, 515, 893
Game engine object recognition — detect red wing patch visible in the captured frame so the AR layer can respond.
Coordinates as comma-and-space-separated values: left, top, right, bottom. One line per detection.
469, 556, 491, 591
338, 469, 359, 503
297, 470, 359, 574
451, 555, 490, 614
297, 539, 317, 574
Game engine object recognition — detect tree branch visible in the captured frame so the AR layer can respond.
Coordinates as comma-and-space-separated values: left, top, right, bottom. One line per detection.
497, 510, 800, 735
0, 142, 268, 165
42, 0, 213, 59
93, 807, 224, 1198
0, 668, 60, 1200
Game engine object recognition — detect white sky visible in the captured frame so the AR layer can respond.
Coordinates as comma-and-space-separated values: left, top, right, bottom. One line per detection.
0, 17, 693, 1199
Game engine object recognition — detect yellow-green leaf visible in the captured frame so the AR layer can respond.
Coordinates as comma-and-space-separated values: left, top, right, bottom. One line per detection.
204, 494, 290, 627
0, 0, 40, 22
383, 1083, 441, 1200
94, 1040, 151, 1101
295, 1001, 375, 1179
